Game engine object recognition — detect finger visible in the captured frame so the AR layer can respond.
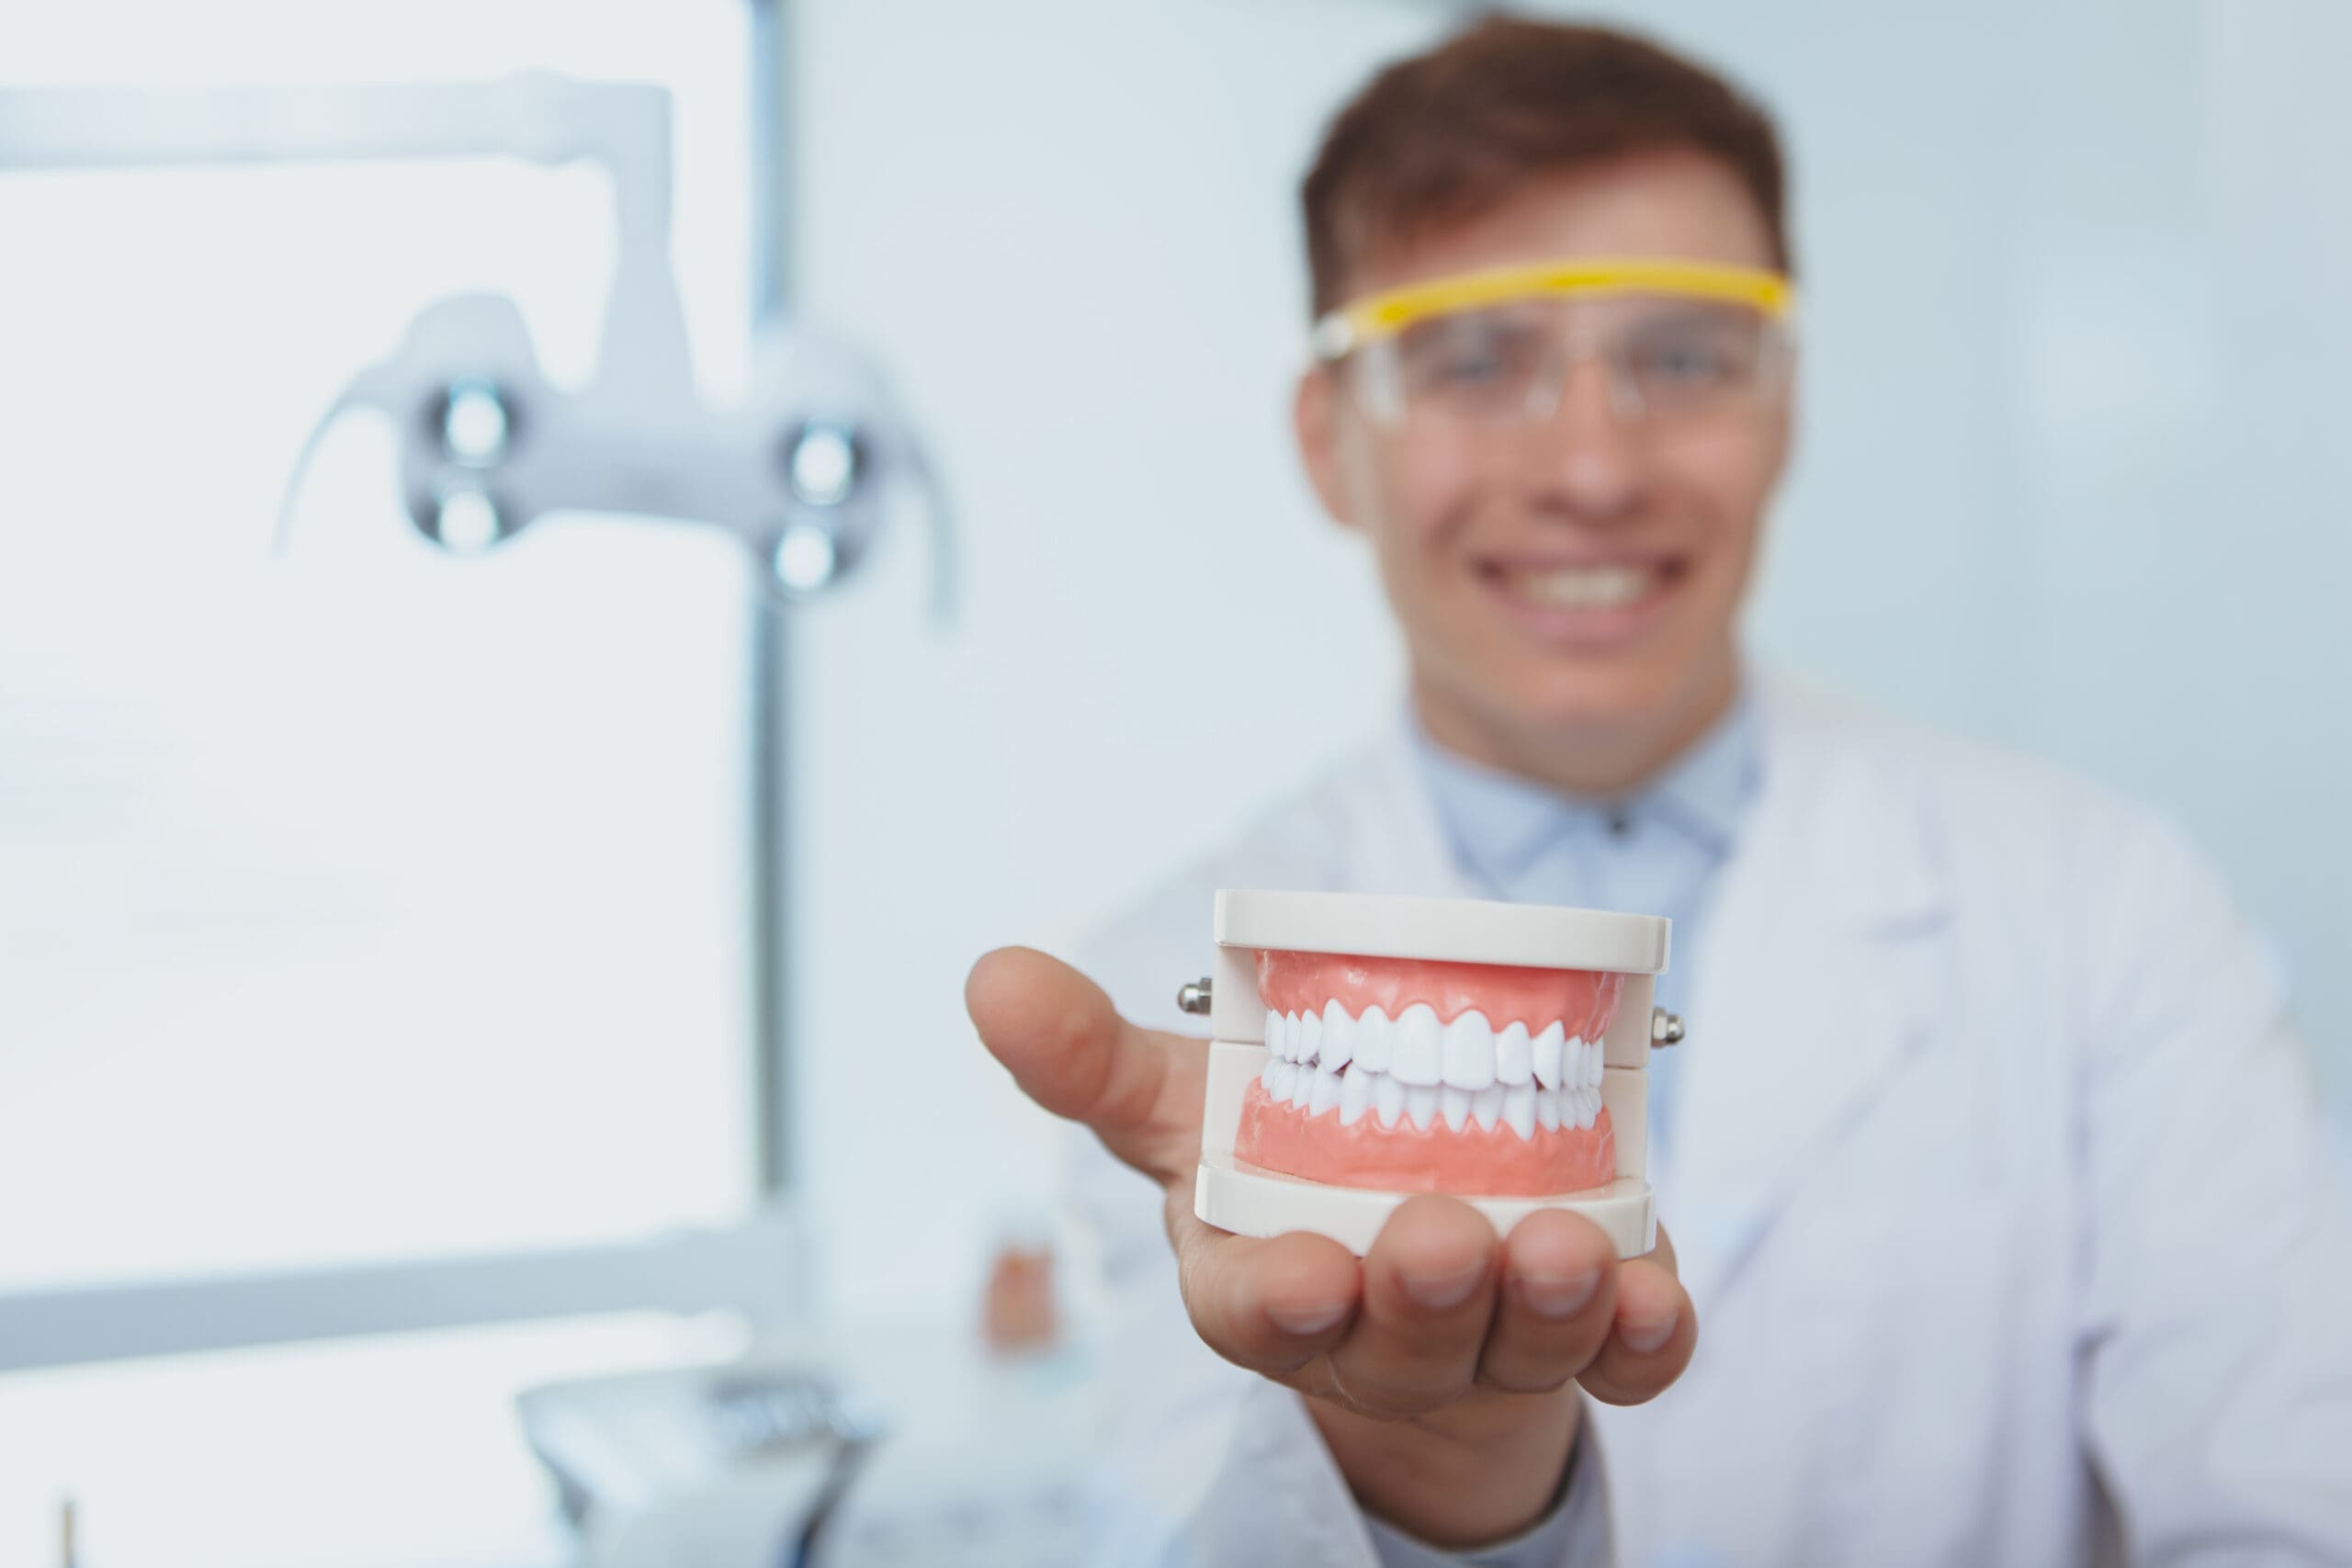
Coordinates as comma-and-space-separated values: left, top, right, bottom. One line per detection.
966, 946, 1203, 1183
1647, 1222, 1681, 1279
1576, 1254, 1697, 1406
1323, 1195, 1500, 1418
1476, 1208, 1622, 1395
1169, 1209, 1363, 1380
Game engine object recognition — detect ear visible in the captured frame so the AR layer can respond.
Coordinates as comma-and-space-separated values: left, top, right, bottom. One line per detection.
1292, 366, 1361, 530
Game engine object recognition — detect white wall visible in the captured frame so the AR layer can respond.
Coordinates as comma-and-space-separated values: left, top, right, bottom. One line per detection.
786, 0, 1442, 1321
783, 0, 2352, 1323
1587, 0, 2352, 1094
0, 8, 771, 1559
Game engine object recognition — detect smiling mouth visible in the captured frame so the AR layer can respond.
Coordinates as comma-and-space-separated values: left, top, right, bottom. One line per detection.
1469, 558, 1690, 649
1487, 558, 1685, 608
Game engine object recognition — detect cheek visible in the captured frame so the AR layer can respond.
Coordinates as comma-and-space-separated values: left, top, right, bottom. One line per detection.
1672, 431, 1782, 566
1362, 434, 1483, 565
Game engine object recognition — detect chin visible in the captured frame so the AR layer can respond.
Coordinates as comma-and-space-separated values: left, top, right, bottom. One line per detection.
1500, 657, 1696, 738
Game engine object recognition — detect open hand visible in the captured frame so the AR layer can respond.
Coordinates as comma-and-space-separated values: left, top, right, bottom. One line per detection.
967, 945, 1697, 1547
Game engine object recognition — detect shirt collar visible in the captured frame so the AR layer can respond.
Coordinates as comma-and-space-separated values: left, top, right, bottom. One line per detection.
1408, 694, 1761, 889
1645, 695, 1759, 852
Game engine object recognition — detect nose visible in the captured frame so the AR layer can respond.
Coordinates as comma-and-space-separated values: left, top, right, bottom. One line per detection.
1522, 355, 1645, 522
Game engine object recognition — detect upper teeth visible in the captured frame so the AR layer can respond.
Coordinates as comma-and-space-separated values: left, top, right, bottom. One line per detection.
1513, 565, 1653, 609
1261, 1005, 1605, 1139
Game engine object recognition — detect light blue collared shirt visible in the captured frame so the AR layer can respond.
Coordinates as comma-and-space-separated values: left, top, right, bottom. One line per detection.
1365, 698, 1761, 1568
1407, 696, 1763, 1160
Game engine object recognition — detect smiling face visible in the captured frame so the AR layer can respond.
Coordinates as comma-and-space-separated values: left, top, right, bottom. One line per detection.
1296, 150, 1795, 793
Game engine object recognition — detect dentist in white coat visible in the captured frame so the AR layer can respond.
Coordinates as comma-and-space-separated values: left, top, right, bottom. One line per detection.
966, 18, 2352, 1566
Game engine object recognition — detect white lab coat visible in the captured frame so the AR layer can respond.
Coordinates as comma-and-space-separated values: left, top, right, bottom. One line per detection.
1069, 677, 2352, 1568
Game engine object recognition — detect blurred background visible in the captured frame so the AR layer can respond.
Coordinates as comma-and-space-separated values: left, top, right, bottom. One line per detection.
2, 0, 2345, 1562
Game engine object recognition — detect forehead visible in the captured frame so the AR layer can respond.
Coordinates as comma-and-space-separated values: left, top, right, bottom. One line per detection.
1345, 149, 1780, 304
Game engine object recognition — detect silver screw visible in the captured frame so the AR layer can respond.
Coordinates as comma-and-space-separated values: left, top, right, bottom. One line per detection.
1176, 978, 1214, 1016
1652, 1009, 1685, 1048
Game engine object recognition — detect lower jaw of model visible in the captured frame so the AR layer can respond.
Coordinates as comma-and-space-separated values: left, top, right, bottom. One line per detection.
1236, 950, 1622, 1197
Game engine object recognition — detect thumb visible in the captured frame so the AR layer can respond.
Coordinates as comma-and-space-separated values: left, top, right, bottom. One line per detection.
966, 945, 1204, 1186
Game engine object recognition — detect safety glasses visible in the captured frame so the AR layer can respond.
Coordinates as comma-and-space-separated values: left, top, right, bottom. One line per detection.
1311, 257, 1797, 430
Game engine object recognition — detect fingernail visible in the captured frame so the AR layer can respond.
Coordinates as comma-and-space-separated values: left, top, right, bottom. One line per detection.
1268, 1300, 1349, 1336
1402, 1258, 1486, 1311
1514, 1268, 1601, 1320
1620, 1312, 1678, 1354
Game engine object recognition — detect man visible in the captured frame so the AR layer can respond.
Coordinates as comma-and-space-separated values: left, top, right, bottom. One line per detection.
965, 19, 2352, 1566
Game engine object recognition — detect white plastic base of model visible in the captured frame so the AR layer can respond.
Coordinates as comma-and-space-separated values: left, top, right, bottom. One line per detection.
1196, 1156, 1657, 1258
1601, 972, 1657, 1071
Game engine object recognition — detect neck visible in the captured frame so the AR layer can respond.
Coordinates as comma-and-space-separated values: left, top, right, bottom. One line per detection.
1412, 660, 1739, 797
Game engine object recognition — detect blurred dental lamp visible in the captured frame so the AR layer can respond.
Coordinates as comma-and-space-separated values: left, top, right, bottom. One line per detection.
288, 291, 954, 613
0, 72, 948, 613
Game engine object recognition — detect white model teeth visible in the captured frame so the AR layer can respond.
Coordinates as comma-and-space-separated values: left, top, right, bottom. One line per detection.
1261, 1000, 1611, 1140
1442, 1010, 1495, 1090
1392, 1004, 1443, 1086
1516, 563, 1654, 610
1495, 1021, 1532, 1086
1532, 1021, 1564, 1089
1504, 1083, 1536, 1140
1319, 999, 1353, 1072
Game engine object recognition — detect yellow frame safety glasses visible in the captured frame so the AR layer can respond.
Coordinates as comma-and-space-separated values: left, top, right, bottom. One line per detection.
1309, 255, 1798, 361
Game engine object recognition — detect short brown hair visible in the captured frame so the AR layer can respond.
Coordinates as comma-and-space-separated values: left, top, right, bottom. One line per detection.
1302, 17, 1792, 316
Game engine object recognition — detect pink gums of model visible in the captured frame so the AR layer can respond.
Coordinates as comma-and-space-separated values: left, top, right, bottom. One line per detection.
1236, 950, 1621, 1196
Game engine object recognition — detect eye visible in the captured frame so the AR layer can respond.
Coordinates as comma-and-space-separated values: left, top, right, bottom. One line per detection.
1403, 321, 1544, 394
1621, 308, 1769, 391
1439, 345, 1509, 383
1632, 335, 1739, 385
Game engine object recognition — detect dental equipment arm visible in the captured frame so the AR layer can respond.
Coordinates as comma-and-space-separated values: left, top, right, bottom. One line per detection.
0, 76, 953, 607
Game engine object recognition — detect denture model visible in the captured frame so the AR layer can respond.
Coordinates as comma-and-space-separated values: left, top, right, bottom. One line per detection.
1180, 891, 1673, 1258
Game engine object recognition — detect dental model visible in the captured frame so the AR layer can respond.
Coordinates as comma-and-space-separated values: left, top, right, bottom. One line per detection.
1181, 891, 1673, 1258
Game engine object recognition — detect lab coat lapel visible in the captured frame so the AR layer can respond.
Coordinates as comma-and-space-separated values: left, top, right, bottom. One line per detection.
1319, 699, 1951, 1311
1667, 686, 1953, 1310
1329, 722, 1486, 900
